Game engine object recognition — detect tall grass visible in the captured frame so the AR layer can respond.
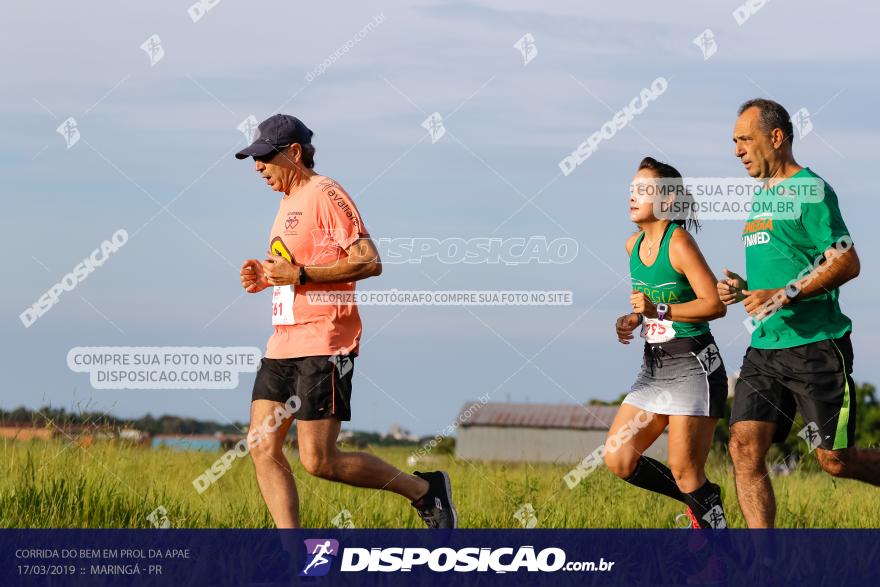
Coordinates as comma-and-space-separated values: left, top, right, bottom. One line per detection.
1, 440, 877, 528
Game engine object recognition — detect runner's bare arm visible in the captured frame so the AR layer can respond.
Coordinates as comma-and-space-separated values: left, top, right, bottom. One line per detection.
742, 245, 859, 314
262, 237, 382, 286
655, 229, 726, 323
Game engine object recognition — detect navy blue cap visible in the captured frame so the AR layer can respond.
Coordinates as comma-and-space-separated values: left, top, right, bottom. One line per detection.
235, 114, 314, 160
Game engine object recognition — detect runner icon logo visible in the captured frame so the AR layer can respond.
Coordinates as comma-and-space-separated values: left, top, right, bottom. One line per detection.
692, 29, 717, 61
331, 509, 355, 529
421, 112, 446, 143
703, 505, 727, 529
329, 353, 354, 377
696, 344, 722, 375
513, 33, 538, 65
798, 422, 823, 452
514, 503, 538, 528
300, 539, 340, 577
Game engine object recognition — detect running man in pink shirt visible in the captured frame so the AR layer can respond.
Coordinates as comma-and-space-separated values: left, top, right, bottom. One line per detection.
236, 114, 456, 528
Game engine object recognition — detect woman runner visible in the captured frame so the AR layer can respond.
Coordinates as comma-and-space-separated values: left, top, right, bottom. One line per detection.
605, 157, 729, 529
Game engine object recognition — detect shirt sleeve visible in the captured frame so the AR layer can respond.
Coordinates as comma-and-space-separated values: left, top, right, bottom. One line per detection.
318, 182, 369, 251
800, 183, 850, 252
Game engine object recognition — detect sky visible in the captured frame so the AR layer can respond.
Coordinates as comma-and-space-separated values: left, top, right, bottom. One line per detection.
2, 1, 879, 438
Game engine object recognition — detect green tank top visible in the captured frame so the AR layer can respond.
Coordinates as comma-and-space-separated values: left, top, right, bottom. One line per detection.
629, 223, 710, 338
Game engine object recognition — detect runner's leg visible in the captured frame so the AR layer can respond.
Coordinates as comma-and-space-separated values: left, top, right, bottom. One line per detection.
296, 418, 429, 501
728, 420, 776, 528
815, 447, 880, 485
667, 415, 716, 493
796, 335, 880, 485
249, 399, 300, 528
603, 403, 681, 500
669, 415, 726, 527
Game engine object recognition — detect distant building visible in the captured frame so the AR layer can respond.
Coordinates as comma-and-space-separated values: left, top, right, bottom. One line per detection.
119, 428, 149, 443
385, 423, 418, 442
455, 401, 668, 464
0, 423, 53, 441
337, 430, 366, 448
0, 422, 120, 445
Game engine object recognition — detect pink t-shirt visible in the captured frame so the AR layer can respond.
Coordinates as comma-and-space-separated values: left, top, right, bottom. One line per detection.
264, 175, 368, 359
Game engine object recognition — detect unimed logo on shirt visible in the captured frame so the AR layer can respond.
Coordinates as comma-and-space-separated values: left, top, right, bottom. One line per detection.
742, 216, 773, 247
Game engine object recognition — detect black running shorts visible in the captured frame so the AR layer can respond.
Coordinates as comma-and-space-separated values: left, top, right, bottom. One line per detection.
730, 333, 856, 450
251, 355, 354, 421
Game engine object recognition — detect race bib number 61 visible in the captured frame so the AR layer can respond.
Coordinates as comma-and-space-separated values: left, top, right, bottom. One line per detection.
272, 285, 295, 325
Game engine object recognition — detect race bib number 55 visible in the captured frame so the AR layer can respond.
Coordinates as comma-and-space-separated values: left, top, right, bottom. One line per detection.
272, 286, 295, 325
641, 318, 676, 344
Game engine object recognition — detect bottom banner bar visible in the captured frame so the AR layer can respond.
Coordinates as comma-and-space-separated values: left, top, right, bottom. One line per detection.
1, 529, 875, 586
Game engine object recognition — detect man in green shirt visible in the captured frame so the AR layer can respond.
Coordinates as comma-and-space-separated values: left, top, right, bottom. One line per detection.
718, 98, 879, 528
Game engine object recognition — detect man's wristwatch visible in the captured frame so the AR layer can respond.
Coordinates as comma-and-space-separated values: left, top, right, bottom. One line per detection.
298, 265, 308, 285
656, 303, 669, 321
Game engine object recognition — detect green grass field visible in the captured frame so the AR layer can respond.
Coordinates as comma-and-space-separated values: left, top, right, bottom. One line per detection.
1, 441, 878, 528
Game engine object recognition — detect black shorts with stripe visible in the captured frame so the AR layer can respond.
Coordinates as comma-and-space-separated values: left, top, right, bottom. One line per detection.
729, 332, 856, 450
251, 355, 354, 421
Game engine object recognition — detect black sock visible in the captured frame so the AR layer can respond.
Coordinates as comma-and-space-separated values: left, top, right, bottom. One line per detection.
683, 481, 727, 529
624, 456, 686, 503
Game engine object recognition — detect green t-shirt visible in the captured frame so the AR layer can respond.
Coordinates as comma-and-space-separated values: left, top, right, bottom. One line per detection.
630, 222, 710, 339
743, 167, 852, 349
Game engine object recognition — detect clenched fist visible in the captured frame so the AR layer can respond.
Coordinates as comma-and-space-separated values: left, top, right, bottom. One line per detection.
240, 259, 269, 293
616, 313, 641, 344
